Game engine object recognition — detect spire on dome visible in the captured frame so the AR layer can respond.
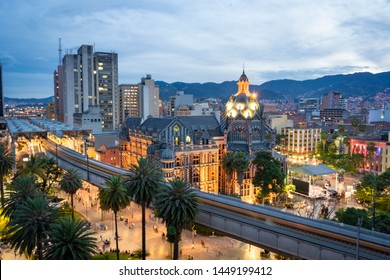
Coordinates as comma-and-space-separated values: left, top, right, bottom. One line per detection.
239, 69, 248, 82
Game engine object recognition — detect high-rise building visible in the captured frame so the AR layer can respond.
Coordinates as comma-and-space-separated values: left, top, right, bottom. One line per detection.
0, 63, 4, 117
119, 84, 140, 123
139, 74, 159, 120
58, 45, 118, 132
321, 91, 346, 109
94, 52, 118, 131
167, 91, 193, 116
298, 98, 320, 117
54, 66, 64, 122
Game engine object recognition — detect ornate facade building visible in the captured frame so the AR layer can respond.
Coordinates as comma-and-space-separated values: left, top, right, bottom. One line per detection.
119, 71, 276, 200
221, 71, 276, 198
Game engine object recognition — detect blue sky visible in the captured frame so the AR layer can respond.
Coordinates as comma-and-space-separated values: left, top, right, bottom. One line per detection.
1, 0, 390, 98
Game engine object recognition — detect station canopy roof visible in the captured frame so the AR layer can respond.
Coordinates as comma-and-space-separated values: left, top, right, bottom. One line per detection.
290, 164, 336, 176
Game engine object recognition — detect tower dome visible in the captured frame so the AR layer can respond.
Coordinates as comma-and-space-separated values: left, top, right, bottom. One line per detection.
161, 147, 175, 162
225, 71, 260, 119
239, 71, 248, 82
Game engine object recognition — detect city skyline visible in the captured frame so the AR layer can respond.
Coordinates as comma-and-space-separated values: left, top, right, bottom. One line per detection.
1, 0, 390, 98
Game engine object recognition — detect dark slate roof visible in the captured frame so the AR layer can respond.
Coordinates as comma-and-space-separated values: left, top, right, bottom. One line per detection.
228, 143, 249, 152
177, 116, 220, 131
125, 117, 142, 129
140, 117, 174, 132
208, 129, 223, 137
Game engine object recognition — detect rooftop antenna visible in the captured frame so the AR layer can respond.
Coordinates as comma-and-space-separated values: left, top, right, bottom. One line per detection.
58, 37, 62, 66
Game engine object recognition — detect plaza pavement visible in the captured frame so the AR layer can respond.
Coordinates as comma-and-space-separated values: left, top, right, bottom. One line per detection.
1, 182, 267, 260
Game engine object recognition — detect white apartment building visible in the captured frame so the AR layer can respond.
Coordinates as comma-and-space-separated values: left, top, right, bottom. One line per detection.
281, 127, 321, 156
139, 74, 159, 120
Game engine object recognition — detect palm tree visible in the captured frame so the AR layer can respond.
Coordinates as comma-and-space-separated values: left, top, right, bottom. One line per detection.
222, 152, 235, 194
320, 130, 328, 152
60, 168, 82, 220
222, 151, 249, 195
233, 151, 249, 188
6, 195, 58, 259
18, 155, 45, 180
98, 175, 130, 260
125, 157, 164, 260
43, 217, 97, 260
2, 175, 41, 218
154, 177, 200, 260
0, 144, 15, 208
366, 142, 377, 172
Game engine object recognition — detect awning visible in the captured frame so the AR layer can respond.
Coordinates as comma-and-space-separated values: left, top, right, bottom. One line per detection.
290, 164, 336, 176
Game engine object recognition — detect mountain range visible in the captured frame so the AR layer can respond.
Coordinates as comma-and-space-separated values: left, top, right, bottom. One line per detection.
156, 71, 390, 101
5, 71, 390, 104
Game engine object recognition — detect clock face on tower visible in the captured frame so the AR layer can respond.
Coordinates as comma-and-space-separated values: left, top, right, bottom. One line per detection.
173, 124, 180, 132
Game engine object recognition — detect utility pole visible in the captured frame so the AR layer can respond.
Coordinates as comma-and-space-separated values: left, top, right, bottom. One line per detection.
356, 217, 363, 259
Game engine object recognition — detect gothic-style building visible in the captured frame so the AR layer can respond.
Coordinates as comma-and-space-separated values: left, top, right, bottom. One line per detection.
219, 70, 276, 198
119, 71, 277, 201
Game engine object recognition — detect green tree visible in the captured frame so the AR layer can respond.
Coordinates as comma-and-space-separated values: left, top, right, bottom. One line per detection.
6, 195, 59, 259
358, 124, 366, 134
351, 117, 359, 130
98, 175, 130, 260
0, 144, 15, 208
222, 151, 235, 190
374, 211, 390, 234
337, 125, 345, 136
2, 175, 41, 218
18, 155, 46, 180
222, 151, 249, 194
366, 142, 377, 172
125, 157, 164, 260
335, 207, 370, 228
233, 151, 249, 187
43, 217, 98, 260
39, 157, 62, 194
60, 168, 82, 220
252, 151, 285, 204
320, 130, 328, 152
154, 177, 200, 260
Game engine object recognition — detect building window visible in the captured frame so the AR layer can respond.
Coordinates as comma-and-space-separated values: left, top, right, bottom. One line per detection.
193, 171, 199, 183
193, 154, 200, 165
252, 128, 261, 140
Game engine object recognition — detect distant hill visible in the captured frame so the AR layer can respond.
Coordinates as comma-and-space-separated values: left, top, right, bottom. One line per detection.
157, 71, 390, 101
6, 71, 390, 104
5, 96, 54, 104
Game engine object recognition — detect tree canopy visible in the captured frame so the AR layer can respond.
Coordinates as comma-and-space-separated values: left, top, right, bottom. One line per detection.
252, 151, 284, 204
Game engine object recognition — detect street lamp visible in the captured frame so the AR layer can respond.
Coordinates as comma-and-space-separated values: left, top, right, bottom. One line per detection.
55, 143, 58, 164
372, 187, 376, 231
84, 138, 90, 182
191, 225, 195, 249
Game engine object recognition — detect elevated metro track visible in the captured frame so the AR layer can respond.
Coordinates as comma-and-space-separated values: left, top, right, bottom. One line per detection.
43, 139, 390, 260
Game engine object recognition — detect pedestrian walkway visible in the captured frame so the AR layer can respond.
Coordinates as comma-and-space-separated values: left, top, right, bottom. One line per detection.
72, 182, 271, 260
0, 181, 274, 260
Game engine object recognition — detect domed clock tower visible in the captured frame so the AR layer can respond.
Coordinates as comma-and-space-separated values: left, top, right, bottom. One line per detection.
223, 70, 275, 155
220, 70, 276, 198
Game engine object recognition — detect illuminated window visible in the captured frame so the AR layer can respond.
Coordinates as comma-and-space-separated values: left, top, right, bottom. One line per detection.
193, 155, 200, 165
193, 171, 199, 183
